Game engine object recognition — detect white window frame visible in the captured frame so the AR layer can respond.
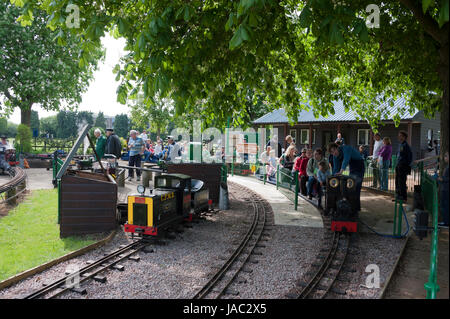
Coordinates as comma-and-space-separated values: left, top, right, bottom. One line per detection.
357, 129, 370, 145
299, 128, 316, 145
289, 129, 297, 141
300, 129, 309, 144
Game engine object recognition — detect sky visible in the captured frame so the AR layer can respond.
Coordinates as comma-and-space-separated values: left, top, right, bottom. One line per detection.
8, 34, 128, 124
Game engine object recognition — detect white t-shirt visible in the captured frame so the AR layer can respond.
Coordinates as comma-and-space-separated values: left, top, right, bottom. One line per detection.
260, 151, 270, 164
140, 133, 148, 142
373, 139, 383, 159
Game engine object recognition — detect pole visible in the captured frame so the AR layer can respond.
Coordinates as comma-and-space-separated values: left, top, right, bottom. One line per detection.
294, 170, 299, 211
424, 176, 440, 299
276, 164, 280, 190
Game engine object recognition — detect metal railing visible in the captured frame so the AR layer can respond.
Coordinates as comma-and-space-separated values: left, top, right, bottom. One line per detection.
421, 169, 440, 299
361, 155, 439, 195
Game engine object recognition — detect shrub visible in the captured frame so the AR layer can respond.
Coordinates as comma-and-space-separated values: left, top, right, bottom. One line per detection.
15, 124, 32, 153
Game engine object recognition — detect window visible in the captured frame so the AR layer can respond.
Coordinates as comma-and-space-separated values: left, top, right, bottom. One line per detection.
289, 129, 297, 141
357, 129, 370, 145
299, 129, 316, 145
300, 129, 309, 144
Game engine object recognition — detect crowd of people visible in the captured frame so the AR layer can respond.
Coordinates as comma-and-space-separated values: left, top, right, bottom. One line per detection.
93, 128, 224, 181
260, 130, 448, 226
91, 127, 448, 227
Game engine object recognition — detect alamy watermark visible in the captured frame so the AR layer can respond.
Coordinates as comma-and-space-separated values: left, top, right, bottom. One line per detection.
366, 4, 380, 29
364, 264, 380, 288
65, 4, 80, 29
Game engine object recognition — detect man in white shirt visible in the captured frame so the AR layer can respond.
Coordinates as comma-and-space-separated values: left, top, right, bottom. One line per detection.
140, 130, 148, 143
165, 136, 181, 162
372, 133, 383, 188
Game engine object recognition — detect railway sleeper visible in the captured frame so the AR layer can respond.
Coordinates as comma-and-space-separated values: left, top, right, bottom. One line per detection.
93, 275, 107, 283
111, 264, 125, 271
225, 289, 240, 296
128, 255, 140, 262
67, 286, 87, 295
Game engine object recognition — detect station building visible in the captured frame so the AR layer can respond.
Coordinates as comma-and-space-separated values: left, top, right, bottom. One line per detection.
253, 98, 440, 160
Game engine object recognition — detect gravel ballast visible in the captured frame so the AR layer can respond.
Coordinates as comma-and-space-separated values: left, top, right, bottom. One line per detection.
0, 181, 406, 299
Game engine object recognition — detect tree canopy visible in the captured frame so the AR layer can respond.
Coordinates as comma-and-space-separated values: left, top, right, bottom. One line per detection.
11, 0, 449, 163
13, 1, 447, 126
94, 112, 107, 130
0, 1, 103, 126
114, 113, 130, 138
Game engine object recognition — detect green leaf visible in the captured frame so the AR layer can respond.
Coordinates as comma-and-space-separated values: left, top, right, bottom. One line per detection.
438, 0, 449, 27
422, 0, 433, 13
249, 12, 258, 27
299, 6, 312, 28
225, 13, 234, 31
184, 6, 191, 22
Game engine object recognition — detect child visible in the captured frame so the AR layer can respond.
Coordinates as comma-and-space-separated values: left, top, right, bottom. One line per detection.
438, 151, 449, 227
293, 148, 309, 195
317, 160, 331, 209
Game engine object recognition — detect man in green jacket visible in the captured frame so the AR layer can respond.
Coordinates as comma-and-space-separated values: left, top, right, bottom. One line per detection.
94, 128, 107, 160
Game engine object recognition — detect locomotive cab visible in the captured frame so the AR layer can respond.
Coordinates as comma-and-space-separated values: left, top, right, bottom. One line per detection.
154, 173, 192, 219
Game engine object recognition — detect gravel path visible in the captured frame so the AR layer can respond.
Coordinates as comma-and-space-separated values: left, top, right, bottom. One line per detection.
325, 232, 407, 299
0, 182, 322, 299
0, 180, 406, 299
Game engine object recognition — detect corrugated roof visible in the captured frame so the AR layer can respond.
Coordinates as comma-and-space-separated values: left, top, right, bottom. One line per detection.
253, 97, 420, 124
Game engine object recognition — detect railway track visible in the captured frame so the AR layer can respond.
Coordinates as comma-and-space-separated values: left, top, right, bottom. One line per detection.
23, 239, 147, 299
285, 192, 352, 299
193, 182, 273, 299
0, 167, 27, 204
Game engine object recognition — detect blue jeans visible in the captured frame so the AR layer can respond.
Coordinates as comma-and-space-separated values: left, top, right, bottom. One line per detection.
307, 176, 317, 196
379, 159, 390, 191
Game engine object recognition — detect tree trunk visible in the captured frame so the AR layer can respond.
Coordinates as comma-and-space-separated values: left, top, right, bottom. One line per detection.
20, 106, 32, 127
439, 41, 449, 175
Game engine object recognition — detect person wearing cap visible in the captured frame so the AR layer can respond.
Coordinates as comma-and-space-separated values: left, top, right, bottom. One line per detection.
164, 135, 181, 162
93, 128, 107, 160
105, 128, 122, 159
0, 135, 13, 175
127, 130, 145, 181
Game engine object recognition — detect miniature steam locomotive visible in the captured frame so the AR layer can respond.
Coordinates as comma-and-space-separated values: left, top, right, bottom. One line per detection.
325, 175, 359, 233
123, 173, 210, 237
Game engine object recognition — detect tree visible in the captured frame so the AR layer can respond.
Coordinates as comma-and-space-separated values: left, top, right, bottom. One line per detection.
15, 124, 32, 153
76, 111, 94, 126
14, 1, 448, 162
114, 114, 129, 138
30, 110, 39, 132
40, 115, 57, 137
56, 110, 78, 138
94, 112, 107, 130
0, 1, 102, 127
0, 118, 7, 135
130, 94, 173, 137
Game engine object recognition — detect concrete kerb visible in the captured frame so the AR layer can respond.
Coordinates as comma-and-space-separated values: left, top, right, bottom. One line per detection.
379, 233, 411, 299
0, 229, 117, 291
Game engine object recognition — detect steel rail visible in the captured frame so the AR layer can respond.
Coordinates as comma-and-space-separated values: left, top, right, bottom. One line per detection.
297, 232, 340, 299
216, 198, 267, 299
193, 184, 267, 299
295, 191, 350, 299
319, 236, 349, 299
23, 239, 145, 299
0, 167, 26, 194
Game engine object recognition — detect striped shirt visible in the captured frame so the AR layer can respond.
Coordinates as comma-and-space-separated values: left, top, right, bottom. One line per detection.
128, 137, 144, 156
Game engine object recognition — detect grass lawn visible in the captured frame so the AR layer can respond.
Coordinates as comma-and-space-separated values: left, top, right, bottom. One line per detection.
0, 189, 99, 282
